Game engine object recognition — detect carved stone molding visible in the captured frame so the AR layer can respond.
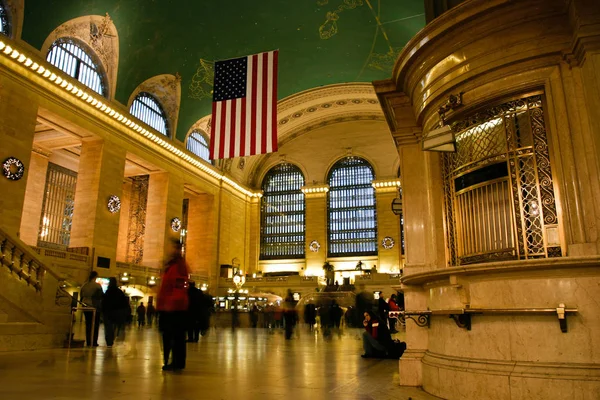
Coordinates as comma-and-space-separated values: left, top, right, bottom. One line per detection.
41, 14, 119, 100
128, 74, 182, 139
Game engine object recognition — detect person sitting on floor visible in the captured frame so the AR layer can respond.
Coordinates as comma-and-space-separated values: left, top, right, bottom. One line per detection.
361, 310, 392, 358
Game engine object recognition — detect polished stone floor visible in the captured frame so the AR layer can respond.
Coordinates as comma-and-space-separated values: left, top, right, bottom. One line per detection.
0, 323, 439, 400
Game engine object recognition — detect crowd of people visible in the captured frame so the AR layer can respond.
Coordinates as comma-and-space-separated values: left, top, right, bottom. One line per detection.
78, 249, 405, 371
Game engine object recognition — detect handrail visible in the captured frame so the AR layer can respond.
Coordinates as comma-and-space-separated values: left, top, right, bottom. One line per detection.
0, 228, 63, 291
389, 304, 578, 333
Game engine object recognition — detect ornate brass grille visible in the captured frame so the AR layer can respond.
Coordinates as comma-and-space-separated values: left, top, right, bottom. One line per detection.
38, 163, 77, 247
443, 94, 561, 265
126, 175, 149, 265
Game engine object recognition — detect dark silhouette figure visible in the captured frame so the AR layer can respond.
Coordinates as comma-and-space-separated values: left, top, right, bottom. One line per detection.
147, 303, 156, 326
137, 302, 146, 327
103, 277, 127, 347
199, 290, 213, 336
304, 302, 316, 330
250, 305, 259, 328
331, 300, 343, 329
187, 282, 202, 342
283, 290, 298, 339
157, 239, 190, 371
80, 271, 103, 347
378, 296, 390, 325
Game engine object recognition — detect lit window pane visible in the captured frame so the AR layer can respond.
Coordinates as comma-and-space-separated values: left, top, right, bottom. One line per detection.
0, 3, 8, 36
46, 38, 107, 97
327, 157, 377, 257
130, 92, 168, 136
187, 130, 211, 162
260, 164, 305, 260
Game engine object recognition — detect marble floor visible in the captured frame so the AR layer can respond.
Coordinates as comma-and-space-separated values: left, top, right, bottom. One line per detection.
0, 324, 439, 400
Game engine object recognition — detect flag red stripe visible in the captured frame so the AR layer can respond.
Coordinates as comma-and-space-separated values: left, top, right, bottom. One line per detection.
229, 100, 237, 159
210, 101, 218, 160
219, 100, 227, 159
261, 52, 268, 155
271, 51, 278, 152
250, 54, 258, 156
240, 96, 247, 157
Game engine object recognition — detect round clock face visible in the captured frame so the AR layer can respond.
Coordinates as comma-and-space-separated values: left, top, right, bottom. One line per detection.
171, 217, 182, 232
107, 195, 121, 213
309, 240, 321, 253
382, 236, 395, 250
2, 157, 25, 181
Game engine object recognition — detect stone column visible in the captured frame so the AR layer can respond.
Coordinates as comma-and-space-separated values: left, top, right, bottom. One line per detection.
303, 185, 329, 276
69, 140, 126, 271
142, 172, 184, 269
247, 196, 261, 274
373, 183, 401, 273
186, 193, 218, 282
0, 75, 39, 236
19, 150, 50, 245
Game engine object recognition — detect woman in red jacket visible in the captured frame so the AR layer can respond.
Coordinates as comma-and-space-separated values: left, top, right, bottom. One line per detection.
362, 311, 391, 358
157, 239, 190, 371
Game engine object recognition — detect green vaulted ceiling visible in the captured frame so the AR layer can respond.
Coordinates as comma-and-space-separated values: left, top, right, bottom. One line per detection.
22, 0, 425, 141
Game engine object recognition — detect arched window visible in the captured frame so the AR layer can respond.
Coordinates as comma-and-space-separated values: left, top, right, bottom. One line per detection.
260, 163, 305, 260
187, 130, 211, 162
130, 92, 169, 136
0, 2, 10, 37
327, 157, 377, 257
46, 38, 107, 97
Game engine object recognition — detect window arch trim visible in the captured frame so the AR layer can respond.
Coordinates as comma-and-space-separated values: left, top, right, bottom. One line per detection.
130, 92, 170, 137
46, 37, 108, 97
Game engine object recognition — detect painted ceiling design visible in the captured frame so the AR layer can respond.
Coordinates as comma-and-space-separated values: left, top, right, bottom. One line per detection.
22, 0, 425, 140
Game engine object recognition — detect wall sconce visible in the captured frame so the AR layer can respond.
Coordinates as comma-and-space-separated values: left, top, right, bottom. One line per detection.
147, 276, 156, 286
120, 272, 129, 283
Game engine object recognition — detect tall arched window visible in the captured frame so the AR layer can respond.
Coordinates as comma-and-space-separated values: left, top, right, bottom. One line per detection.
260, 163, 305, 260
187, 130, 211, 162
0, 2, 10, 36
327, 157, 377, 257
130, 92, 169, 136
46, 38, 107, 97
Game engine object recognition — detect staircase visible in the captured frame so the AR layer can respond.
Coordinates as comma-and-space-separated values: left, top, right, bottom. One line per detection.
0, 228, 71, 351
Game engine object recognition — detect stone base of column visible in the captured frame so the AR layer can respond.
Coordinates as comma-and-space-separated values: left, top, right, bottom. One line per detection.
399, 349, 425, 386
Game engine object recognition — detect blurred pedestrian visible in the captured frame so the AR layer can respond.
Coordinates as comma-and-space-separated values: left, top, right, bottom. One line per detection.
388, 294, 400, 333
80, 271, 103, 347
137, 302, 146, 327
157, 239, 190, 371
103, 277, 127, 347
147, 302, 156, 326
187, 282, 202, 342
283, 290, 298, 339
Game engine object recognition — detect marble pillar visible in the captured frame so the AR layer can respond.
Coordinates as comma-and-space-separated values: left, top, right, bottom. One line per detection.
304, 188, 328, 276
0, 74, 38, 236
186, 193, 217, 282
374, 186, 401, 273
143, 172, 184, 269
19, 150, 50, 246
69, 140, 126, 270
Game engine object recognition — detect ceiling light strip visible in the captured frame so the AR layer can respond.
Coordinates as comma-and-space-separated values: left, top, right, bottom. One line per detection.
0, 39, 259, 197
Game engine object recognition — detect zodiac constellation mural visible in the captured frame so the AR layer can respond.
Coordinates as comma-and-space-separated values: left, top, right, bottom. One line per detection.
318, 0, 406, 78
189, 58, 215, 101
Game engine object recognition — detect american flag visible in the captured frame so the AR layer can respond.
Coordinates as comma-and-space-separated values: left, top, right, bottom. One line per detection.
210, 50, 279, 160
